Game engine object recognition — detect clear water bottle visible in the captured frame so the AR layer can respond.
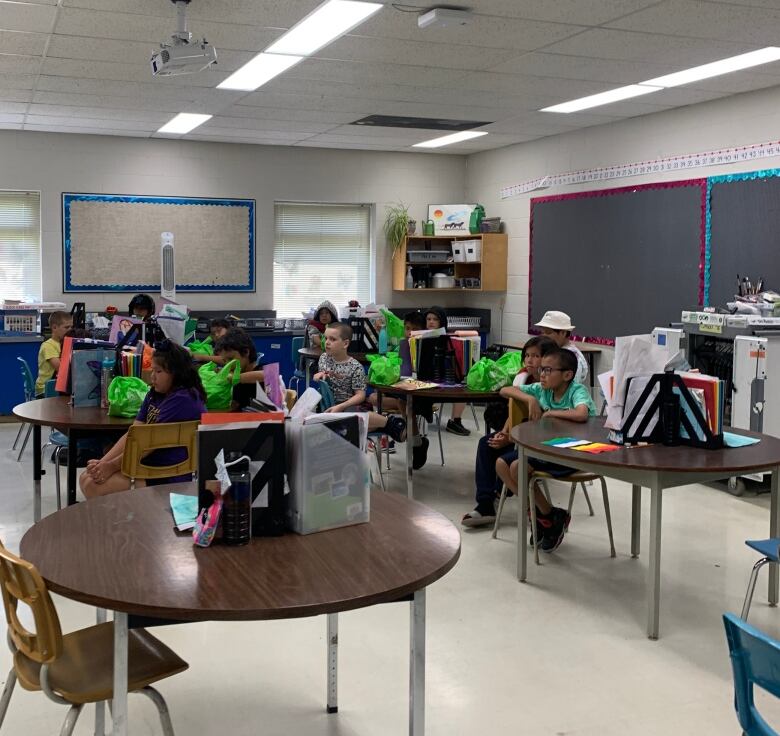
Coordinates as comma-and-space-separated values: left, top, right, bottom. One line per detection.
100, 355, 115, 409
378, 325, 388, 355
223, 452, 251, 545
406, 266, 414, 289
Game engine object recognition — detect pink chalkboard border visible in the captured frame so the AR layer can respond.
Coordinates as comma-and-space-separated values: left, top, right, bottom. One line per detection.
528, 178, 708, 347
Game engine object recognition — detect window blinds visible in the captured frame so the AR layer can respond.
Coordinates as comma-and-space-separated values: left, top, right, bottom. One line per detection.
274, 202, 372, 318
0, 191, 41, 302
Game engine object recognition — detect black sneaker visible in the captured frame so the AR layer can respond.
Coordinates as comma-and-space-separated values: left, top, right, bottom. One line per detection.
539, 507, 571, 553
446, 418, 471, 436
412, 436, 429, 470
528, 508, 552, 547
384, 415, 407, 443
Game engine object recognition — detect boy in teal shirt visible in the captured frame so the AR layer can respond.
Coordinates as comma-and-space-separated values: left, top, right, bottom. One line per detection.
512, 347, 596, 551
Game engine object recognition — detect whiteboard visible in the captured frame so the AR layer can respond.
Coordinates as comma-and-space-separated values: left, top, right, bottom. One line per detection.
63, 193, 255, 292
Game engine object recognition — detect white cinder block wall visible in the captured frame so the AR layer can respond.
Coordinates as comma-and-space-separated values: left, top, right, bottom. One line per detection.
466, 83, 780, 373
0, 129, 482, 316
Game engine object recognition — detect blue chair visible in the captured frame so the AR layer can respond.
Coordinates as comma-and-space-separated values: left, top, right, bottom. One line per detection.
12, 358, 36, 462
724, 612, 780, 735
289, 336, 307, 394
742, 539, 780, 619
315, 380, 389, 491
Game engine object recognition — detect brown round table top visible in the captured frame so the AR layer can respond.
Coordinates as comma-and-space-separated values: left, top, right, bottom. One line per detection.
511, 417, 780, 474
13, 397, 134, 430
370, 382, 500, 402
20, 484, 461, 621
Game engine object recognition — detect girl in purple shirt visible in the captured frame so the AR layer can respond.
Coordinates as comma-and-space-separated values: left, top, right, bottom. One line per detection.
79, 341, 206, 498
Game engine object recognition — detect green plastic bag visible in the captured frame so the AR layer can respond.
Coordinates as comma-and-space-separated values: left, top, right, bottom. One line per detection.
198, 359, 241, 411
496, 350, 523, 378
381, 309, 405, 348
188, 336, 214, 356
466, 358, 509, 392
368, 352, 401, 386
107, 376, 150, 418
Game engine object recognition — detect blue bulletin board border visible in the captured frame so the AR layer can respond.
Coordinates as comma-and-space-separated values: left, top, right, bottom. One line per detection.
705, 168, 780, 305
62, 192, 255, 292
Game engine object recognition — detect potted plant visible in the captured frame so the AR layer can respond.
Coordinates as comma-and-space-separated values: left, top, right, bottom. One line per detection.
383, 202, 415, 255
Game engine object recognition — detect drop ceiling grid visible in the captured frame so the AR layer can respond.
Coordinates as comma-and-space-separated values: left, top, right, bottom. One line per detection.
0, 0, 777, 151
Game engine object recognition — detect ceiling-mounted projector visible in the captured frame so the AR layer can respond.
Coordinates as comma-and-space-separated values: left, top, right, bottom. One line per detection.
151, 0, 217, 77
417, 7, 472, 29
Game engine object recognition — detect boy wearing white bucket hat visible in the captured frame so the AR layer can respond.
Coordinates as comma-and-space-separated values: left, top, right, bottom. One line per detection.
534, 311, 588, 385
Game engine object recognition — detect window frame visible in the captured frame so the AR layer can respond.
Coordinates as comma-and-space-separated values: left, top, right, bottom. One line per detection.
0, 189, 42, 303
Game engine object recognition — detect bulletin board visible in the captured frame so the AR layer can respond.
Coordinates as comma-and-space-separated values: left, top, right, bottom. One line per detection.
529, 180, 706, 344
706, 169, 780, 307
62, 193, 255, 292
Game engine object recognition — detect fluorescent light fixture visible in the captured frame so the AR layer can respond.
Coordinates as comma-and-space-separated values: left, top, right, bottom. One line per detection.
157, 112, 212, 134
643, 47, 780, 88
413, 130, 489, 148
266, 0, 383, 57
541, 84, 662, 113
217, 52, 303, 91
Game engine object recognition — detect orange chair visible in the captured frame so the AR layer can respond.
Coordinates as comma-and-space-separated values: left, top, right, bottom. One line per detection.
0, 540, 188, 735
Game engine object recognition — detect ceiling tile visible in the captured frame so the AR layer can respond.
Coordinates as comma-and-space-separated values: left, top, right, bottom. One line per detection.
30, 88, 229, 113
205, 115, 333, 134
286, 58, 458, 88
229, 105, 358, 125
453, 71, 611, 99
0, 53, 41, 74
0, 72, 36, 90
606, 0, 780, 46
23, 123, 150, 137
0, 1, 57, 32
27, 102, 170, 122
0, 112, 23, 123
0, 87, 32, 102
542, 27, 759, 65
0, 29, 48, 55
25, 113, 158, 130
462, 0, 662, 25
0, 100, 27, 113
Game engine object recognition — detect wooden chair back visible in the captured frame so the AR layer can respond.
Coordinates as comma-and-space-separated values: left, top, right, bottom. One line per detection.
0, 540, 62, 664
121, 421, 199, 482
508, 397, 529, 429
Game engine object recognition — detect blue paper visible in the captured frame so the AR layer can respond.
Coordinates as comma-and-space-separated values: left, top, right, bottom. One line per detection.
723, 431, 761, 448
170, 493, 199, 529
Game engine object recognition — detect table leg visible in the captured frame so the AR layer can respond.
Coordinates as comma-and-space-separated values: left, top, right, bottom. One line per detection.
631, 484, 641, 559
770, 467, 779, 606
405, 394, 414, 499
33, 424, 41, 524
587, 353, 595, 388
95, 608, 107, 736
112, 611, 128, 736
305, 359, 312, 388
409, 589, 425, 736
517, 448, 529, 583
67, 428, 79, 506
326, 613, 338, 714
647, 477, 663, 640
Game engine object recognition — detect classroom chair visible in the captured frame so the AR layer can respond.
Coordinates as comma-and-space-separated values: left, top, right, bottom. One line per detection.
740, 539, 780, 620
0, 539, 188, 736
315, 381, 389, 491
121, 421, 199, 489
12, 357, 36, 462
491, 399, 616, 565
289, 336, 307, 394
723, 612, 780, 736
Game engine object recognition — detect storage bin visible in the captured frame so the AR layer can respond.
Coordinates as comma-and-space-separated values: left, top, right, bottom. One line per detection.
285, 414, 370, 534
452, 243, 466, 262
408, 250, 450, 263
462, 239, 481, 262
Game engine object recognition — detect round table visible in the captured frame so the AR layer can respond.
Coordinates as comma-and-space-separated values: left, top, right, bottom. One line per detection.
20, 483, 461, 735
370, 383, 500, 498
13, 397, 133, 521
510, 417, 780, 639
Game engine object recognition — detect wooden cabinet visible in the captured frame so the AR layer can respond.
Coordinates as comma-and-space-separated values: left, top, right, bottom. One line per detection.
392, 233, 507, 292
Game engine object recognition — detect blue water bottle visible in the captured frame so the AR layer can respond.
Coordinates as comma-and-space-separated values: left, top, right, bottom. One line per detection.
378, 325, 388, 355
100, 355, 115, 409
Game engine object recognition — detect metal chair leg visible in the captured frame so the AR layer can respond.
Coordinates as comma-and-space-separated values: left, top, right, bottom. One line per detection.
469, 403, 480, 432
16, 424, 32, 462
139, 686, 175, 736
436, 409, 445, 466
742, 557, 772, 620
0, 669, 16, 728
567, 483, 576, 516
530, 477, 541, 565
599, 477, 616, 558
11, 423, 24, 451
54, 446, 64, 510
59, 703, 84, 736
581, 482, 595, 516
492, 484, 509, 539
372, 441, 386, 492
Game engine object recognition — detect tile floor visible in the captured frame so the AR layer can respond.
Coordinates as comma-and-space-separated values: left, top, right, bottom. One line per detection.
1, 417, 779, 735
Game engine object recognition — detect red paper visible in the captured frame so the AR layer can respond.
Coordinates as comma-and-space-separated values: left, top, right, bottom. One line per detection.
54, 336, 74, 394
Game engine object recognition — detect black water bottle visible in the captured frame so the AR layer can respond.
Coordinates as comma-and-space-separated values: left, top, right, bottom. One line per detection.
223, 452, 251, 545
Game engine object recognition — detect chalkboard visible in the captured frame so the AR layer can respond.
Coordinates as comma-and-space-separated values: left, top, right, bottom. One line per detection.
63, 193, 255, 292
529, 181, 706, 343
707, 171, 780, 307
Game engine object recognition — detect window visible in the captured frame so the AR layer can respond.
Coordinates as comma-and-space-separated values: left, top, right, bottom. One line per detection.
0, 190, 41, 302
274, 202, 372, 318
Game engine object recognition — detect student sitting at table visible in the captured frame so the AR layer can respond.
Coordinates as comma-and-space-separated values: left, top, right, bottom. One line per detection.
314, 322, 407, 440
507, 347, 597, 552
307, 300, 339, 352
213, 328, 266, 411
461, 335, 556, 528
79, 341, 206, 498
534, 310, 588, 385
128, 293, 156, 321
34, 310, 73, 396
190, 318, 237, 365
